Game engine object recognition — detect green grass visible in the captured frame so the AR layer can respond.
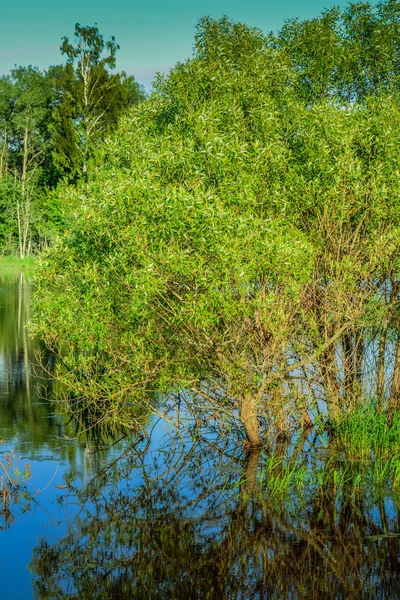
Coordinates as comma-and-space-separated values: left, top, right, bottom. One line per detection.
332, 405, 400, 460
253, 407, 400, 514
0, 255, 36, 272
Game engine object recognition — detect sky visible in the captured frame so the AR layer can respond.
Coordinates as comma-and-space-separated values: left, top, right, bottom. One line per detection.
1, 0, 351, 91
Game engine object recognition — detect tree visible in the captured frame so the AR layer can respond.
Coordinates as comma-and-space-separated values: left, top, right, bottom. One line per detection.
272, 0, 400, 103
0, 67, 54, 256
12, 67, 55, 257
31, 18, 308, 447
0, 75, 14, 178
51, 23, 145, 179
32, 11, 400, 447
0, 77, 16, 250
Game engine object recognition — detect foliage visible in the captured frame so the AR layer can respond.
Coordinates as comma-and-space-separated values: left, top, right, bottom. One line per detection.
32, 5, 400, 445
51, 23, 146, 179
0, 174, 19, 251
272, 0, 400, 102
0, 25, 145, 255
0, 67, 55, 256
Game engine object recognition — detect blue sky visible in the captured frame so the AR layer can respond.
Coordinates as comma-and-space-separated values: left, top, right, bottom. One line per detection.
2, 0, 351, 90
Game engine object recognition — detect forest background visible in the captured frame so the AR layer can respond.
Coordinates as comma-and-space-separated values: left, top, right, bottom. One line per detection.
0, 23, 146, 258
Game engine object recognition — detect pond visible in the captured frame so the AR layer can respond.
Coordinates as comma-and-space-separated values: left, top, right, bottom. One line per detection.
0, 272, 400, 599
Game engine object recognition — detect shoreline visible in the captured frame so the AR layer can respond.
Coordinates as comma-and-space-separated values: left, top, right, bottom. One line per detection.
0, 256, 36, 272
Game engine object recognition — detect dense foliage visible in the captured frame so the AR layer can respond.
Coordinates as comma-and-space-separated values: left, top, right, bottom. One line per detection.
32, 3, 400, 446
0, 24, 145, 257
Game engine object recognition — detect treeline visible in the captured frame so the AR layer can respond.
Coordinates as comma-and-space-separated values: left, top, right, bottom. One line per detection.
32, 1, 400, 446
0, 24, 145, 257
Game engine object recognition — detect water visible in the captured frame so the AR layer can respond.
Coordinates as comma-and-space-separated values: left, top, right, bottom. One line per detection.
0, 272, 400, 599
0, 273, 130, 598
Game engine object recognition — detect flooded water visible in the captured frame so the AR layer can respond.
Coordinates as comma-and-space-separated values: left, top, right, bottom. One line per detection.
0, 272, 130, 599
1, 272, 400, 599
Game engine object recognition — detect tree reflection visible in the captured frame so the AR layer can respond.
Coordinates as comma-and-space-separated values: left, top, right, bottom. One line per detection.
30, 422, 400, 599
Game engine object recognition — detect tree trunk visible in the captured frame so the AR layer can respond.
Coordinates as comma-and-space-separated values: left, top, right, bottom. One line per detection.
377, 282, 398, 404
377, 329, 387, 402
315, 299, 341, 421
240, 449, 261, 499
15, 170, 23, 259
0, 127, 8, 177
354, 328, 364, 398
342, 331, 354, 396
18, 127, 30, 259
390, 333, 400, 411
239, 393, 261, 448
320, 344, 341, 422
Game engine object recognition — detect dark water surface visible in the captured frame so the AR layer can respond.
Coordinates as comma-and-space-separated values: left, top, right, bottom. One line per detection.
1, 273, 400, 599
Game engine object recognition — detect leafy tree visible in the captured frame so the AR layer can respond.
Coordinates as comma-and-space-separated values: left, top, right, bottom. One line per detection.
272, 0, 400, 102
0, 67, 54, 256
0, 77, 17, 250
32, 10, 400, 446
123, 74, 147, 106
11, 66, 55, 257
0, 75, 14, 178
51, 23, 145, 179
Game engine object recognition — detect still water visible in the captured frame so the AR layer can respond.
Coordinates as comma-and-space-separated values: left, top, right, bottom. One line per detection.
0, 272, 131, 599
0, 273, 400, 599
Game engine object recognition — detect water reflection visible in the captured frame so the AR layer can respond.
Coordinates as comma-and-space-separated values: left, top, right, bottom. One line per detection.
0, 273, 134, 598
30, 420, 400, 600
0, 273, 127, 464
1, 273, 400, 599
0, 272, 63, 453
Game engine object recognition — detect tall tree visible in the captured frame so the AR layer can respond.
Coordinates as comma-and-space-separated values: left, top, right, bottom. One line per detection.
52, 23, 145, 179
0, 67, 53, 256
11, 66, 54, 257
0, 76, 16, 250
0, 75, 14, 178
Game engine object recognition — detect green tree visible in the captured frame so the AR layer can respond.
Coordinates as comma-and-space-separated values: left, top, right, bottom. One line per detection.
31, 18, 311, 446
10, 66, 54, 257
273, 0, 400, 102
0, 76, 17, 250
0, 75, 14, 178
0, 67, 54, 256
51, 23, 145, 179
32, 12, 400, 447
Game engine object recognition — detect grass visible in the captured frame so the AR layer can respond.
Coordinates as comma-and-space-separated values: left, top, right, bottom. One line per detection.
254, 407, 400, 510
332, 405, 400, 460
0, 255, 36, 273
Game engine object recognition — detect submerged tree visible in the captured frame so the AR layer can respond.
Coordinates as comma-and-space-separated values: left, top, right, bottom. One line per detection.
32, 6, 400, 447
